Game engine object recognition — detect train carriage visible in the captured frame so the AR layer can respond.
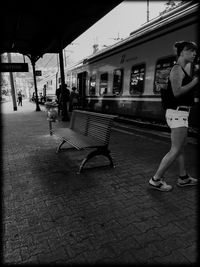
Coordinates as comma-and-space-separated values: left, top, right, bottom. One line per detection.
52, 2, 199, 127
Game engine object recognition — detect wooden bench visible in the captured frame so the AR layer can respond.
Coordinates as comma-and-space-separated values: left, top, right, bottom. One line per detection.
52, 110, 117, 173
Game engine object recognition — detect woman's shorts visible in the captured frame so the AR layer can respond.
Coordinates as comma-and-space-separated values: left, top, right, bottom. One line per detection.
165, 109, 189, 128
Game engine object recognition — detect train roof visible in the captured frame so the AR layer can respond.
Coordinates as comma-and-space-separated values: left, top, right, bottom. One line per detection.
76, 1, 199, 65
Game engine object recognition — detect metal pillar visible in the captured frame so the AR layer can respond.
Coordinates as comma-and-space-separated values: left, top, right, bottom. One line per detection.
59, 39, 69, 121
7, 53, 17, 111
147, 0, 150, 22
31, 57, 41, 111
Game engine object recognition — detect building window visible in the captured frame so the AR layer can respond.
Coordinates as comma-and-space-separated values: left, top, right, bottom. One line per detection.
113, 69, 123, 95
130, 64, 145, 95
99, 72, 108, 95
154, 56, 176, 94
89, 75, 96, 95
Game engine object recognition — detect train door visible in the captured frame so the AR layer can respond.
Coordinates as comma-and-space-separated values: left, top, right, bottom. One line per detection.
77, 71, 87, 108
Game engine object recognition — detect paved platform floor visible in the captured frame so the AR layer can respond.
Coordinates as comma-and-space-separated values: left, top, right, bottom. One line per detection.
1, 100, 199, 264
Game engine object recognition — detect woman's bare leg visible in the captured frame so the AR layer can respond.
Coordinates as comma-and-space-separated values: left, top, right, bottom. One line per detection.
153, 127, 188, 180
176, 148, 188, 177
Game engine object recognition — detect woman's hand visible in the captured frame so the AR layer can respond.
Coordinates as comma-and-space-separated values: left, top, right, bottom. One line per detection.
192, 76, 199, 86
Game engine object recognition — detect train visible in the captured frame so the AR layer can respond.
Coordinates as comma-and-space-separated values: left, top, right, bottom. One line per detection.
42, 1, 199, 127
32, 73, 57, 104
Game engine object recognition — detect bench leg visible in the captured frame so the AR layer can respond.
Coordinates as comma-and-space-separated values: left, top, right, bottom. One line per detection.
102, 149, 115, 168
56, 140, 66, 153
78, 147, 115, 174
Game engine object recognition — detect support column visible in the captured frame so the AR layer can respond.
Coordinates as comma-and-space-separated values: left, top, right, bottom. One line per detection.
31, 58, 41, 111
59, 39, 69, 121
7, 53, 17, 111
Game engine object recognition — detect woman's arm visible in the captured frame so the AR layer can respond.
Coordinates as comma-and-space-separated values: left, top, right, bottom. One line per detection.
170, 65, 198, 97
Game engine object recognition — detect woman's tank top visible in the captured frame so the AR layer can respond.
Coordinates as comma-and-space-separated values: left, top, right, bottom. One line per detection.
161, 64, 194, 110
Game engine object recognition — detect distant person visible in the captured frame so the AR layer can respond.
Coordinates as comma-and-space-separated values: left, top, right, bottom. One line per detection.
31, 92, 35, 102
17, 91, 23, 106
149, 41, 199, 191
56, 85, 61, 102
69, 87, 79, 111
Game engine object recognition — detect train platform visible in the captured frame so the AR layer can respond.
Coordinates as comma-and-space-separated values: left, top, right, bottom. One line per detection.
1, 99, 199, 264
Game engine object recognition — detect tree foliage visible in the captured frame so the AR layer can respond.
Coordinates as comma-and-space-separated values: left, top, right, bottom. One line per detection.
160, 0, 185, 15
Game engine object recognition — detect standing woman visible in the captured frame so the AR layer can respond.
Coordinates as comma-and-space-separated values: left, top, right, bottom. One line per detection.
149, 41, 199, 191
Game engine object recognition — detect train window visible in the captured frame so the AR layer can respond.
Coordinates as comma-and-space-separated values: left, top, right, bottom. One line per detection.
130, 64, 145, 95
72, 75, 76, 87
100, 72, 108, 95
113, 69, 123, 95
89, 75, 96, 95
66, 75, 70, 85
154, 56, 176, 94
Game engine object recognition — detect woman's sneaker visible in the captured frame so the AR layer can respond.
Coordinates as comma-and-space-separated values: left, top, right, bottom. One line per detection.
149, 177, 173, 192
177, 174, 198, 187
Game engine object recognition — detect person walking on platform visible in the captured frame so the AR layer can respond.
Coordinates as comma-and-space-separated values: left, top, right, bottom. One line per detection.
149, 41, 199, 191
17, 91, 23, 106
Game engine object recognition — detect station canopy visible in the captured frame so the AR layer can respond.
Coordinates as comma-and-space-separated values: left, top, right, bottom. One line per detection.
1, 1, 122, 60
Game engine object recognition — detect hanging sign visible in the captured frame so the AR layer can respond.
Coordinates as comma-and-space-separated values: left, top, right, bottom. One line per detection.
0, 63, 29, 72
